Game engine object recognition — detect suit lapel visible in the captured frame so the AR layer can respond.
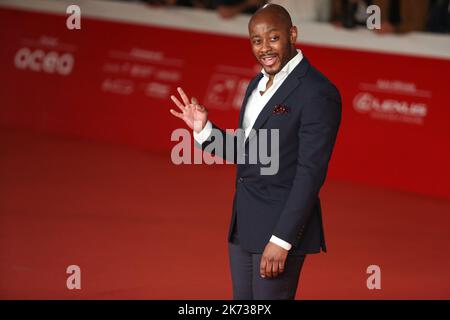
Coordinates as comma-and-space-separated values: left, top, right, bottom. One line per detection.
246, 57, 310, 144
238, 73, 263, 129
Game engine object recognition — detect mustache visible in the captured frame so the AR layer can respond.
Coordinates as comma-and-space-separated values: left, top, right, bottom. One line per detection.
260, 54, 277, 58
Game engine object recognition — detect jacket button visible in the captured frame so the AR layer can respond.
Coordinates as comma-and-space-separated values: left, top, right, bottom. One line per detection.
238, 177, 244, 183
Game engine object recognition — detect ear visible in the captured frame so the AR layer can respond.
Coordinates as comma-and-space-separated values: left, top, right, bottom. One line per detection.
290, 26, 298, 44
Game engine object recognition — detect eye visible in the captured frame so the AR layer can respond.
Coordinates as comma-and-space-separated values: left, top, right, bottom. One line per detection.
252, 39, 261, 45
270, 36, 279, 42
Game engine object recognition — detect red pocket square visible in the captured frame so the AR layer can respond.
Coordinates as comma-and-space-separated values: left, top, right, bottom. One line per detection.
272, 104, 289, 114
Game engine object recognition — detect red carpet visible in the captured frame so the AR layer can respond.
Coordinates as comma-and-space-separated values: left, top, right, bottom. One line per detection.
0, 127, 449, 299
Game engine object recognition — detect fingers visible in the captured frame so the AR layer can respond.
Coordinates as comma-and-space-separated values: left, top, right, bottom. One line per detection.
265, 258, 273, 278
260, 257, 274, 278
191, 96, 207, 112
260, 256, 286, 279
272, 260, 279, 278
260, 257, 267, 279
177, 87, 190, 106
169, 109, 183, 119
170, 95, 185, 112
278, 261, 285, 274
195, 104, 206, 112
171, 88, 206, 123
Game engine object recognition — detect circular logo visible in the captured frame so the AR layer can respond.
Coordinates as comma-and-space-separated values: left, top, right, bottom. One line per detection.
353, 92, 374, 113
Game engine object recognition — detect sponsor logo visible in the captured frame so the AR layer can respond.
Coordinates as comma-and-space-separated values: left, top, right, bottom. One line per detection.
14, 48, 74, 75
102, 78, 134, 95
353, 92, 428, 125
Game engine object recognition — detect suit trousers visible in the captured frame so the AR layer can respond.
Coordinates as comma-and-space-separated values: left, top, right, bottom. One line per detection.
228, 229, 306, 300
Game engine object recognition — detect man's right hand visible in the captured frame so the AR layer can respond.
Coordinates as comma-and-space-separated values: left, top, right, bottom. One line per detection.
170, 87, 208, 133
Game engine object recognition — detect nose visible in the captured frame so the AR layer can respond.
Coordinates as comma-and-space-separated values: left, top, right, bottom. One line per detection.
261, 38, 272, 53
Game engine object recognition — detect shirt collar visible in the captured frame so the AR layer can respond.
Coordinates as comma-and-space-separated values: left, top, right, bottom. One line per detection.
261, 49, 303, 79
258, 49, 303, 91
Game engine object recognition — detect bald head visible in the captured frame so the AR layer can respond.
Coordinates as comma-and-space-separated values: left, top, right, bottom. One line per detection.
249, 4, 293, 33
248, 4, 297, 77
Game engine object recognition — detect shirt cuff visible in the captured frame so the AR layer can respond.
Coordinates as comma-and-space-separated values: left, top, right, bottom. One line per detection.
193, 120, 212, 144
270, 235, 292, 251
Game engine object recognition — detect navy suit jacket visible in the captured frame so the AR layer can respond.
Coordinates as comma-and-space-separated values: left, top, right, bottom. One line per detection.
199, 57, 341, 255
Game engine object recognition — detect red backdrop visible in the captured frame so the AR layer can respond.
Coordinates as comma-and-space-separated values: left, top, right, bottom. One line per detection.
1, 8, 449, 198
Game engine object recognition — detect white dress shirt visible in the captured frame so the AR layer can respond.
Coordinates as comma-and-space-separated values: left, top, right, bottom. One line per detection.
194, 50, 304, 251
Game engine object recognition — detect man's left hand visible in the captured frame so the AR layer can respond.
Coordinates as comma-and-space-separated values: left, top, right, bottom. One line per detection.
260, 242, 288, 278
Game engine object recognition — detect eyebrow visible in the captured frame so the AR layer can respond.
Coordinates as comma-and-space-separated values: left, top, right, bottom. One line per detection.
250, 28, 279, 39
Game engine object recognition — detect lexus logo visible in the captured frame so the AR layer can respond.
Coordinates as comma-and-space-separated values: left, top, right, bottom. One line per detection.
353, 92, 427, 117
353, 92, 373, 113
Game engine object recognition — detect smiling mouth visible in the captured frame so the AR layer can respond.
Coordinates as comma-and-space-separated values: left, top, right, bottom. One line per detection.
260, 55, 278, 67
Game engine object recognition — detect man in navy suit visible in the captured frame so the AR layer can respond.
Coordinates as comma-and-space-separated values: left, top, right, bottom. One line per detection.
170, 4, 341, 299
